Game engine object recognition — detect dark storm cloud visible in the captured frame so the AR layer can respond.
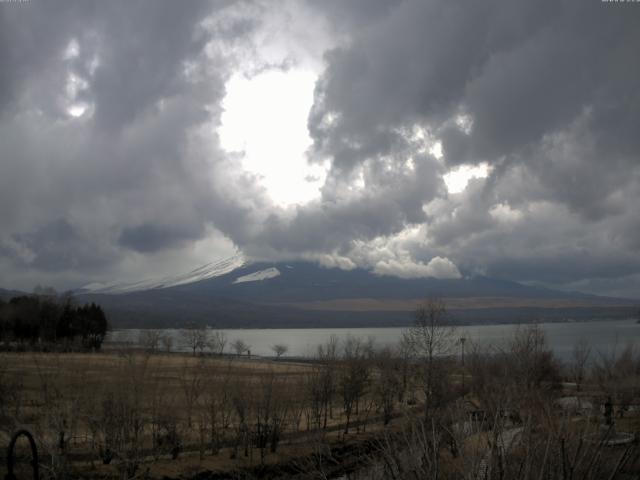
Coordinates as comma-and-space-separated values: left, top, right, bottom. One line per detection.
0, 2, 76, 114
298, 0, 640, 294
119, 223, 206, 253
0, 0, 268, 288
309, 0, 640, 173
4, 219, 115, 272
88, 2, 215, 130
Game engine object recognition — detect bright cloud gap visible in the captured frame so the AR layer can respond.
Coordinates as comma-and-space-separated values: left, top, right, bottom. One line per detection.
443, 163, 490, 194
219, 69, 326, 207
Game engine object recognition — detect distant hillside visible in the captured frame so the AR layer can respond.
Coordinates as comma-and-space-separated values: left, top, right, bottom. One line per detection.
75, 259, 638, 328
0, 288, 26, 301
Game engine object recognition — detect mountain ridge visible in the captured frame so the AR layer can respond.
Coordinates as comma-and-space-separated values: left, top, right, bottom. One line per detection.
70, 257, 637, 328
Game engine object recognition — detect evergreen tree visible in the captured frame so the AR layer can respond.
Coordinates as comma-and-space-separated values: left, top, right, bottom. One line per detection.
0, 293, 109, 350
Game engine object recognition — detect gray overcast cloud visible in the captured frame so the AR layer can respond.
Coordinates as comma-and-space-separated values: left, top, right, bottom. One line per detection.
0, 0, 639, 298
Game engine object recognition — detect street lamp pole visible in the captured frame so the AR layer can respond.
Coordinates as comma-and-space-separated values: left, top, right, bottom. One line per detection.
460, 336, 466, 391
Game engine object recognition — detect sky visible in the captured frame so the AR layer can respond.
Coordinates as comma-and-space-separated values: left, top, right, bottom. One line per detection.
0, 0, 639, 298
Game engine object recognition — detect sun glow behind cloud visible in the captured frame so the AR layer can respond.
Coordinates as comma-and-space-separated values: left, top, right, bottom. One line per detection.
443, 163, 490, 194
219, 69, 327, 207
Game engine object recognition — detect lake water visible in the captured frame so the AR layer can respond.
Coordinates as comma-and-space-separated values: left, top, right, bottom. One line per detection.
106, 319, 640, 361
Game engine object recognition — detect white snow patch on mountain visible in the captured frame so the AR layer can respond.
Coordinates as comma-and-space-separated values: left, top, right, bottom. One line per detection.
233, 267, 281, 284
81, 254, 246, 294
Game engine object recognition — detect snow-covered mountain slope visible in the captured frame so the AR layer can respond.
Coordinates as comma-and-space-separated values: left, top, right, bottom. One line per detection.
80, 254, 245, 294
233, 267, 280, 284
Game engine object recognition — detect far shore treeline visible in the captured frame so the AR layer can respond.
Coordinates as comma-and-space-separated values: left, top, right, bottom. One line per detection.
0, 289, 108, 351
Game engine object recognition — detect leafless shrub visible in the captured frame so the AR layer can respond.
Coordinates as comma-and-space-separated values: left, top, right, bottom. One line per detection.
138, 329, 161, 353
231, 338, 250, 356
366, 398, 638, 480
271, 343, 288, 359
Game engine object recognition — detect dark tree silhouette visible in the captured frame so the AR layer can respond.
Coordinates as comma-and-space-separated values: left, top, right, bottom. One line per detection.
0, 294, 109, 350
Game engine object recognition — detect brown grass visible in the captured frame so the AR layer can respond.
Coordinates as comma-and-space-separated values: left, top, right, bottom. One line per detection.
0, 350, 409, 479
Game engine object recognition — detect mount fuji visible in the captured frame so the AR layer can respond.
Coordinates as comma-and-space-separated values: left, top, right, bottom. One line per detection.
73, 256, 637, 328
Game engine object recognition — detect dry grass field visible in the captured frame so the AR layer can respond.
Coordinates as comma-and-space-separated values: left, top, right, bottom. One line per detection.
0, 349, 414, 479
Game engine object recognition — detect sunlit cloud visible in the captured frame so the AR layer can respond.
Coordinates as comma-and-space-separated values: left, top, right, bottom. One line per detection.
219, 69, 327, 206
443, 163, 490, 194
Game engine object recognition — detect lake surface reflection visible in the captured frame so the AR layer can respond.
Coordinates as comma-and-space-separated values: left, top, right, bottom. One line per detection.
106, 319, 639, 361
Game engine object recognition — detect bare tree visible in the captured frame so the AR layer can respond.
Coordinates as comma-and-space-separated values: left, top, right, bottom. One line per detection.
0, 357, 23, 432
207, 330, 227, 355
339, 336, 371, 434
373, 347, 400, 425
180, 323, 208, 356
138, 329, 161, 353
179, 358, 206, 428
466, 341, 513, 420
570, 337, 591, 392
202, 360, 233, 455
404, 298, 455, 362
396, 335, 413, 403
161, 334, 173, 353
267, 384, 291, 455
252, 370, 287, 465
510, 324, 560, 393
229, 378, 250, 459
148, 370, 181, 461
403, 297, 456, 417
304, 367, 325, 431
32, 354, 86, 479
271, 343, 288, 359
231, 339, 249, 356
316, 335, 339, 428
593, 343, 639, 420
93, 353, 150, 478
